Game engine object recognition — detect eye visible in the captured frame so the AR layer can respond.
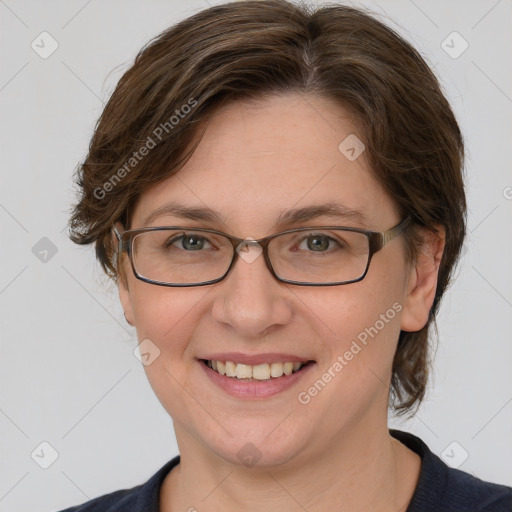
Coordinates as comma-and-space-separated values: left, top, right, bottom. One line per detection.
298, 233, 343, 252
166, 233, 212, 251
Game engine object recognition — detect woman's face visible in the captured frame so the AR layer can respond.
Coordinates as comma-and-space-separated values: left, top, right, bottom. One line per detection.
120, 93, 418, 467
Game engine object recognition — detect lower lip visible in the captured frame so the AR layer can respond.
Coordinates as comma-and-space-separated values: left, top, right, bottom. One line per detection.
198, 360, 316, 399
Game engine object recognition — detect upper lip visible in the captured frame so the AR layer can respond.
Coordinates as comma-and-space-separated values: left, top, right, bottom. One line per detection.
199, 352, 314, 366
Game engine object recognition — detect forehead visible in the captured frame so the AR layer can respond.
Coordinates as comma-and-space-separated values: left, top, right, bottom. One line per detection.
132, 93, 398, 232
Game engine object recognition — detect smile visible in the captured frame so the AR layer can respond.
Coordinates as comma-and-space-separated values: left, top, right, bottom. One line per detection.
199, 357, 316, 399
203, 359, 311, 380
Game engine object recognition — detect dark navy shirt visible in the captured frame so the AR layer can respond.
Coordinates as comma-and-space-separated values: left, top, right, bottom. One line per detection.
56, 430, 512, 512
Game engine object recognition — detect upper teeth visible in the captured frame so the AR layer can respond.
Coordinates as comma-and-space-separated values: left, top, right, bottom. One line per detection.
206, 360, 305, 380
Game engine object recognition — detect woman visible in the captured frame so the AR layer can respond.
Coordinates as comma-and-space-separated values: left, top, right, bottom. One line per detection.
60, 1, 512, 510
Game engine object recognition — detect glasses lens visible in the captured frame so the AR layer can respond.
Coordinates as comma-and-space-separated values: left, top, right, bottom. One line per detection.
132, 229, 233, 284
268, 229, 370, 284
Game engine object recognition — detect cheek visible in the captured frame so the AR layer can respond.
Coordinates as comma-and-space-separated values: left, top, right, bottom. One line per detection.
300, 264, 405, 354
294, 305, 401, 434
129, 286, 210, 419
294, 270, 406, 416
322, 292, 402, 378
340, 270, 405, 371
129, 285, 207, 359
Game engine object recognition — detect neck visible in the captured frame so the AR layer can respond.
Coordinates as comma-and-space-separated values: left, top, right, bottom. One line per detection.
160, 422, 421, 512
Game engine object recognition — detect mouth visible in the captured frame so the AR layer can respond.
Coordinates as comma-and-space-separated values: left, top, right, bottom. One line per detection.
200, 359, 314, 381
198, 355, 316, 399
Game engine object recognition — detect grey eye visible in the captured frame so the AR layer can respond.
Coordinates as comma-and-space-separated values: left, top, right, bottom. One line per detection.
166, 234, 210, 251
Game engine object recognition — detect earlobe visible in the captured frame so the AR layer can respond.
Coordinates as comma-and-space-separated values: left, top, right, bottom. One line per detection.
400, 226, 445, 333
118, 266, 135, 326
119, 278, 135, 326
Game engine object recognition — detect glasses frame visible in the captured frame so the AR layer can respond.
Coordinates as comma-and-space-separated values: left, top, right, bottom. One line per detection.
113, 217, 411, 287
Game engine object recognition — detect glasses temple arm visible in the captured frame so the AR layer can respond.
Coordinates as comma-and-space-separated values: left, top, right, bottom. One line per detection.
382, 217, 411, 244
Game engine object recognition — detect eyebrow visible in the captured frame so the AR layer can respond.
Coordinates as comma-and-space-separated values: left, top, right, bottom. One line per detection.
142, 201, 368, 229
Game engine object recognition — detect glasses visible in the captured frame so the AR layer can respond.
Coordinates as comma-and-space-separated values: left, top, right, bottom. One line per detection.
113, 217, 411, 287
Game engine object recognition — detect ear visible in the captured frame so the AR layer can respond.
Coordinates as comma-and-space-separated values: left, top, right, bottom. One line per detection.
112, 222, 135, 327
119, 275, 135, 326
400, 226, 445, 332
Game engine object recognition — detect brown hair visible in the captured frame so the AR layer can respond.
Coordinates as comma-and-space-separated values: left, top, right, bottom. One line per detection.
69, 0, 466, 414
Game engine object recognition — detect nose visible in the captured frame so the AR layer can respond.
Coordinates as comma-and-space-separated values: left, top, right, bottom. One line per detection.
211, 243, 293, 338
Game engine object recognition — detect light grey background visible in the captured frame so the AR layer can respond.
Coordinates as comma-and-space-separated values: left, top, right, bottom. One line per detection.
1, 1, 511, 510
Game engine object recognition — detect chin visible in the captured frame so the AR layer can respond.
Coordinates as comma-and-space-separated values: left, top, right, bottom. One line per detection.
203, 419, 312, 469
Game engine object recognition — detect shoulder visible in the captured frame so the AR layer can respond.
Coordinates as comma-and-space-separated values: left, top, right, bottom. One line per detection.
390, 430, 512, 512
438, 463, 512, 512
56, 488, 139, 512
55, 456, 180, 512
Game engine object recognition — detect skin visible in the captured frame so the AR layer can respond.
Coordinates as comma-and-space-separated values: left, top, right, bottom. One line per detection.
119, 93, 445, 511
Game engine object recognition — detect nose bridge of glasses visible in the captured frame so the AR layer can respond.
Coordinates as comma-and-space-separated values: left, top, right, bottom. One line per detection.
232, 236, 268, 267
